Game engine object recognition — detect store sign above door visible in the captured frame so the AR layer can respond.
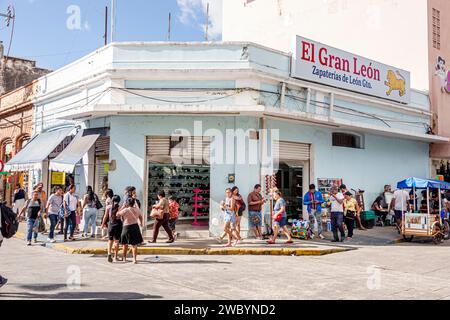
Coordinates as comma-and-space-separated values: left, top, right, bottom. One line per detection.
291, 36, 411, 104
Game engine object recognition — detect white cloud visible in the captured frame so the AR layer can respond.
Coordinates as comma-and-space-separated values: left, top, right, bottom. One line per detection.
176, 0, 223, 40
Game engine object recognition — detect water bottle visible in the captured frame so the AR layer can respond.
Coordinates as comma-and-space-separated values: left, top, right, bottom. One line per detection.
327, 220, 332, 232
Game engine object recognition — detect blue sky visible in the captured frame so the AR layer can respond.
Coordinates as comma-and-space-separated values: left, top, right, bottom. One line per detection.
0, 0, 223, 70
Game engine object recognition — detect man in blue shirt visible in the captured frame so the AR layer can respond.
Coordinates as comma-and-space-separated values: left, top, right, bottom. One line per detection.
303, 184, 325, 239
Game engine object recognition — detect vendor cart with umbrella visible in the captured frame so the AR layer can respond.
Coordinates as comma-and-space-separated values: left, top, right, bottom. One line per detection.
396, 177, 450, 244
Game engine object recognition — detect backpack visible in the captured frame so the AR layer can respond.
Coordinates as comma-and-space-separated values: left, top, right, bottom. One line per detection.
1, 202, 19, 239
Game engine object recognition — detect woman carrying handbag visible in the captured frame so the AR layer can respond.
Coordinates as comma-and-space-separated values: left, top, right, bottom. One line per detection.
149, 191, 175, 244
267, 191, 293, 245
343, 191, 361, 241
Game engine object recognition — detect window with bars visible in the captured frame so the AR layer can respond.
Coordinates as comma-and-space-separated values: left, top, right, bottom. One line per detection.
332, 132, 364, 149
432, 8, 441, 50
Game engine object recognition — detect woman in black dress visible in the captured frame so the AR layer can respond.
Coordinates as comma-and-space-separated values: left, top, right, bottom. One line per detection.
102, 195, 122, 263
117, 198, 144, 264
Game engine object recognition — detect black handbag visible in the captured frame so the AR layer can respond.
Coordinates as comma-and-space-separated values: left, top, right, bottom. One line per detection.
346, 210, 356, 220
94, 194, 103, 210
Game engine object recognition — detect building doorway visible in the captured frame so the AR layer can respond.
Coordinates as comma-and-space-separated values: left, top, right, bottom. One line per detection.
146, 136, 211, 231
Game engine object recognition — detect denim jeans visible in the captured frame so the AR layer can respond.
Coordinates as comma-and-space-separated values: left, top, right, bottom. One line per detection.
83, 208, 98, 235
309, 209, 323, 235
330, 211, 345, 241
64, 212, 77, 240
48, 214, 59, 240
26, 218, 38, 242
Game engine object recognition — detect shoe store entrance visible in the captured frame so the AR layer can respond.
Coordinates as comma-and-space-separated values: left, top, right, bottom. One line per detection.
274, 141, 311, 223
146, 136, 211, 237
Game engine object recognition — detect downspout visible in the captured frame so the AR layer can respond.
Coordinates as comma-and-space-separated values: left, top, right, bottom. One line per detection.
329, 92, 335, 120
280, 82, 286, 110
305, 88, 311, 114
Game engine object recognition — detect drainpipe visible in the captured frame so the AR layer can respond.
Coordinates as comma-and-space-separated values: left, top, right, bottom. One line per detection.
305, 88, 311, 114
280, 82, 286, 110
329, 92, 335, 120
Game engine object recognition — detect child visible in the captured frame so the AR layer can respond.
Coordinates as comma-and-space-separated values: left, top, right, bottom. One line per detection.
168, 196, 180, 241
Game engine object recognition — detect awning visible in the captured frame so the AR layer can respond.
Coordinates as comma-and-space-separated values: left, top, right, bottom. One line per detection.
397, 177, 450, 190
5, 127, 75, 172
49, 130, 100, 173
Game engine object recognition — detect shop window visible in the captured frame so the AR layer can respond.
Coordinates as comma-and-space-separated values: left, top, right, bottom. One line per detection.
148, 164, 210, 224
332, 132, 363, 149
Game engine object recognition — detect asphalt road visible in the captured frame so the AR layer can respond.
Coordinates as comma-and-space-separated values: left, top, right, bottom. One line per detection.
1, 236, 450, 300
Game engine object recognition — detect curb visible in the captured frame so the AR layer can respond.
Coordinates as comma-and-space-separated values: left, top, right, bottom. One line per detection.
14, 232, 349, 256
48, 245, 350, 256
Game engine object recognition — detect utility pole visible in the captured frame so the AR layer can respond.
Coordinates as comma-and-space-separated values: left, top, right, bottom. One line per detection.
103, 6, 108, 46
0, 5, 15, 95
111, 0, 116, 43
167, 12, 171, 41
205, 2, 209, 41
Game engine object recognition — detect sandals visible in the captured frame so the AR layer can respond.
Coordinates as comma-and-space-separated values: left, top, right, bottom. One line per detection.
285, 240, 294, 244
267, 240, 276, 245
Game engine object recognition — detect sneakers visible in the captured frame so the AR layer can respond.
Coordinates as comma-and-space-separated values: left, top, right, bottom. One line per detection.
0, 276, 7, 288
319, 234, 325, 240
33, 238, 38, 244
107, 255, 113, 263
47, 238, 56, 243
26, 241, 31, 246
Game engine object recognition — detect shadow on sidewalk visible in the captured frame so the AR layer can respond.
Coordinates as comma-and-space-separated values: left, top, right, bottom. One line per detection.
0, 291, 162, 300
88, 255, 232, 265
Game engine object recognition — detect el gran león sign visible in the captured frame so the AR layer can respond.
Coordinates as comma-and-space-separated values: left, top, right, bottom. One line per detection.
291, 36, 411, 104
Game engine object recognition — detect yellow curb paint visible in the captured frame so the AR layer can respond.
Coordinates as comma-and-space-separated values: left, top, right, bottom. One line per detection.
12, 230, 349, 256
49, 246, 349, 256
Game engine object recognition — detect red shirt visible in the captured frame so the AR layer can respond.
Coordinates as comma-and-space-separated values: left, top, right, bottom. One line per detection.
169, 201, 180, 219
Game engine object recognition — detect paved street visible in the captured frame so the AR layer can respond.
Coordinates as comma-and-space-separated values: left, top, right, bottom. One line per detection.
1, 235, 450, 300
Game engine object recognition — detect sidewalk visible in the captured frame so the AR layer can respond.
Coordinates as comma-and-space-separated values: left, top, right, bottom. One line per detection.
14, 224, 352, 256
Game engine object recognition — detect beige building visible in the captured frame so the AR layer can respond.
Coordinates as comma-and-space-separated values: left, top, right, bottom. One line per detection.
223, 0, 450, 180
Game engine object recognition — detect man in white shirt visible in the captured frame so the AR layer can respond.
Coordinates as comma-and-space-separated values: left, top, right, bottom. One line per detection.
390, 188, 410, 230
329, 186, 345, 242
63, 185, 80, 242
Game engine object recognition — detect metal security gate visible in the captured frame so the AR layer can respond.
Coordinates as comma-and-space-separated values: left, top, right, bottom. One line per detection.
273, 140, 310, 161
146, 136, 210, 164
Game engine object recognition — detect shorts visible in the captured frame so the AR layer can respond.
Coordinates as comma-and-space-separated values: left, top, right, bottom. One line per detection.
224, 212, 236, 225
394, 210, 405, 220
273, 217, 287, 228
169, 218, 177, 231
108, 221, 123, 241
249, 211, 262, 227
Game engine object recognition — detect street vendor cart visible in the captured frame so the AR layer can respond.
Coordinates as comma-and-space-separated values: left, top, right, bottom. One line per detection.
396, 177, 450, 244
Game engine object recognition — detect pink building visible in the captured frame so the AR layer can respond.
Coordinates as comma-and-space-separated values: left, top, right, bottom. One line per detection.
429, 0, 450, 176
